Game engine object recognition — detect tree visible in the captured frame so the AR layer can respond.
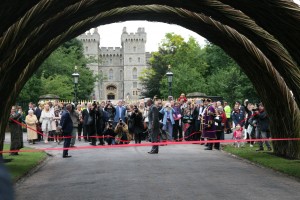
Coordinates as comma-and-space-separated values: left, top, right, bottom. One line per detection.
142, 34, 257, 104
17, 38, 96, 103
203, 42, 258, 104
160, 63, 206, 99
141, 33, 207, 99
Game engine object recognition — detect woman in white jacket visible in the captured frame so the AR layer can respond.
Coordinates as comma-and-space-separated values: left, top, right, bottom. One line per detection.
39, 104, 53, 143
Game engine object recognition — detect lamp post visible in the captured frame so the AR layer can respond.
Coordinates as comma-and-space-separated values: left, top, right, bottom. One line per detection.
72, 66, 80, 106
166, 65, 173, 97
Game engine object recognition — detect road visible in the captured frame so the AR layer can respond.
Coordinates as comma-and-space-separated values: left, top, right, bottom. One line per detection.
13, 137, 300, 200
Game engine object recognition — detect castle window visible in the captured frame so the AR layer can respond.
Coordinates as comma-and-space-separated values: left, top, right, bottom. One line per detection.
133, 91, 135, 96
106, 85, 116, 91
132, 68, 137, 79
110, 59, 112, 64
133, 82, 137, 88
120, 58, 122, 65
85, 46, 88, 52
138, 57, 141, 63
129, 57, 132, 63
109, 69, 113, 80
133, 46, 136, 52
120, 70, 123, 80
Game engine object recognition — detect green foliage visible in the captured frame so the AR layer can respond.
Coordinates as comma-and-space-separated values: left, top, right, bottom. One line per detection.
40, 75, 73, 99
203, 43, 258, 103
17, 38, 96, 103
18, 76, 43, 103
141, 33, 208, 99
160, 63, 206, 98
141, 33, 258, 104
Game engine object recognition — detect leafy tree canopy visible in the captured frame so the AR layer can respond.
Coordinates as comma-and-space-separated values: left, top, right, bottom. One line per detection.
18, 39, 96, 103
141, 34, 258, 104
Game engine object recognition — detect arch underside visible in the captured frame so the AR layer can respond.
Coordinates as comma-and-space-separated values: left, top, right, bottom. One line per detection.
1, 0, 300, 158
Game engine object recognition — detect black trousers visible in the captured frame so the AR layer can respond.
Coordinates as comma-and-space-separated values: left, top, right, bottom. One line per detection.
83, 125, 90, 141
173, 120, 183, 141
214, 131, 223, 149
150, 128, 159, 152
97, 131, 105, 145
78, 123, 83, 140
63, 132, 72, 157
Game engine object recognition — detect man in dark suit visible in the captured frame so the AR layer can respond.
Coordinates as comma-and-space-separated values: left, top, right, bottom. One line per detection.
82, 102, 92, 142
60, 104, 73, 158
147, 99, 160, 154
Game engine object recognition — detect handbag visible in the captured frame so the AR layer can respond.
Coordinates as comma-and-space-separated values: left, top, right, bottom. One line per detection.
128, 118, 135, 132
182, 115, 193, 124
173, 114, 182, 120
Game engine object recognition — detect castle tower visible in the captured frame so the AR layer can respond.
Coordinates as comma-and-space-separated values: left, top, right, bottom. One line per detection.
77, 27, 149, 101
121, 27, 147, 100
78, 29, 100, 100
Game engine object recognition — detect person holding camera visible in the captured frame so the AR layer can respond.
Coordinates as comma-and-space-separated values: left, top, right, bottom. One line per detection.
160, 102, 175, 141
82, 102, 92, 142
130, 105, 144, 144
114, 119, 130, 144
104, 120, 116, 145
89, 102, 99, 146
231, 104, 245, 128
104, 101, 116, 121
113, 100, 127, 128
96, 104, 106, 145
8, 106, 24, 156
70, 103, 80, 147
254, 103, 272, 151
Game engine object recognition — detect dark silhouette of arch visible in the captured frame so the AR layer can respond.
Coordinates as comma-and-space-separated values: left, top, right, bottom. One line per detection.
0, 0, 300, 158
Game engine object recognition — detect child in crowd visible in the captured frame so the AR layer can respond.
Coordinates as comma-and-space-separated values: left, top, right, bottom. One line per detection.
233, 124, 243, 148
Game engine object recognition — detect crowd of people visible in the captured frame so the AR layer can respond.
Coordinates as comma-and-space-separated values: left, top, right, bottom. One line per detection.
7, 93, 272, 157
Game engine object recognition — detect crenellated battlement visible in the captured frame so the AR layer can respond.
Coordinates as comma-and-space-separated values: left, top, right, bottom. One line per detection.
78, 29, 100, 42
121, 27, 146, 43
99, 47, 122, 56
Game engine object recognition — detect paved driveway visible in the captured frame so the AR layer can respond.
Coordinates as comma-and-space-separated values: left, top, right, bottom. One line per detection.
14, 139, 300, 200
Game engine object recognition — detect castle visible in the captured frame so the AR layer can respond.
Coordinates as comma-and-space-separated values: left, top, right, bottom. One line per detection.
77, 27, 151, 101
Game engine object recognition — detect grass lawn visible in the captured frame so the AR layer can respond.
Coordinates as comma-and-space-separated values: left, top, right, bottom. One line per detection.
3, 144, 47, 182
223, 143, 300, 179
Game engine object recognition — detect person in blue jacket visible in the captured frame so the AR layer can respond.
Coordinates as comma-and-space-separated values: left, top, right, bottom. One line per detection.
160, 102, 175, 141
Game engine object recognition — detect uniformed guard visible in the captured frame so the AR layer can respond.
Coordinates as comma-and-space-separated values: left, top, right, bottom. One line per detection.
202, 99, 217, 150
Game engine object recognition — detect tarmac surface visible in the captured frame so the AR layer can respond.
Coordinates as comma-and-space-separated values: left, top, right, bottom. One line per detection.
5, 133, 300, 200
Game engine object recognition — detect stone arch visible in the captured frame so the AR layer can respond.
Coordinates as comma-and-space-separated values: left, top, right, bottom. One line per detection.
1, 1, 300, 158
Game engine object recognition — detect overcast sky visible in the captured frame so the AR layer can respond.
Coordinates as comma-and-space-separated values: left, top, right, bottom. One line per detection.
96, 1, 299, 52
97, 21, 206, 52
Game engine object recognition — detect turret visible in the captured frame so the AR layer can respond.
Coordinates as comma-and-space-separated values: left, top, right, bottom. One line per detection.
77, 29, 100, 58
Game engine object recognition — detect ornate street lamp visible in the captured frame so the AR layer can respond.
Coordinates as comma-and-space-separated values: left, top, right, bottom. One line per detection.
166, 65, 173, 97
72, 66, 80, 105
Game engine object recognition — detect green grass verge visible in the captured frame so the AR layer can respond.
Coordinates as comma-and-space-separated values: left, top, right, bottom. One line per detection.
223, 144, 300, 179
3, 144, 47, 182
